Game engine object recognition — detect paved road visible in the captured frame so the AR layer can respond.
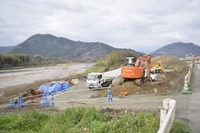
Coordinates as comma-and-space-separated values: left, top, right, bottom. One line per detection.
197, 64, 200, 69
179, 64, 200, 133
170, 63, 200, 133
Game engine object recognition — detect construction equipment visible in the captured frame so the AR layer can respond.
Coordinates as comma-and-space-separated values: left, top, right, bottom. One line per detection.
121, 54, 156, 85
153, 61, 164, 73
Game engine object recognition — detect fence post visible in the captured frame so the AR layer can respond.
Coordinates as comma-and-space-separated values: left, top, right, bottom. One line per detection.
158, 98, 176, 133
160, 98, 170, 128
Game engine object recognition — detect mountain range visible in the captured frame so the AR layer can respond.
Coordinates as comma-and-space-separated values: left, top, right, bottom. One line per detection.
0, 46, 14, 54
151, 42, 200, 57
3, 34, 139, 62
0, 34, 200, 62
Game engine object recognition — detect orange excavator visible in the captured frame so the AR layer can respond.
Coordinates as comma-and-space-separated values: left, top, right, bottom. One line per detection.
121, 54, 155, 85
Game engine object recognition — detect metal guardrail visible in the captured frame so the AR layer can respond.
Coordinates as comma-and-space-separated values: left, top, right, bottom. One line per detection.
158, 98, 176, 133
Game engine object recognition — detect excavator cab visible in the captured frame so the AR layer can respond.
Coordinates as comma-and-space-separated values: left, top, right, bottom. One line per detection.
126, 57, 135, 66
122, 57, 143, 79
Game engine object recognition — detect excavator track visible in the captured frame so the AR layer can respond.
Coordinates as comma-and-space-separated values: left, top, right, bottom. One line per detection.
134, 79, 142, 86
134, 77, 152, 86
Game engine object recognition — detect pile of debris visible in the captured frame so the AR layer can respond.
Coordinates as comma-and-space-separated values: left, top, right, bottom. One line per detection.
97, 56, 188, 97
12, 79, 79, 105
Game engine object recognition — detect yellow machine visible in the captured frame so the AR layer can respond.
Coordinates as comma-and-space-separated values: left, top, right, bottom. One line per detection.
153, 61, 164, 73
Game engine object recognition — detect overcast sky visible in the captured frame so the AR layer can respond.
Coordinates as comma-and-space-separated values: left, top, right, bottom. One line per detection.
0, 0, 200, 52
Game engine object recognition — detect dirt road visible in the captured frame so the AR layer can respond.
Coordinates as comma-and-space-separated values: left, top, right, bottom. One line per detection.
0, 63, 93, 105
1, 63, 199, 132
52, 64, 200, 133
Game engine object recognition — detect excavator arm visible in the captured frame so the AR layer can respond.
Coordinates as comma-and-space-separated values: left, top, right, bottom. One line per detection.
134, 54, 151, 78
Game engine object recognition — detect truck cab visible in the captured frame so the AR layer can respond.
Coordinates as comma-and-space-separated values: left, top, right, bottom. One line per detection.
144, 69, 157, 82
86, 73, 103, 89
150, 69, 157, 81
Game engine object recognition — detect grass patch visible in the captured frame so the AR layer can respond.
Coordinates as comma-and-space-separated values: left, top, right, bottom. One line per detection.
75, 50, 136, 78
170, 120, 191, 133
76, 65, 106, 78
0, 110, 49, 132
0, 108, 191, 133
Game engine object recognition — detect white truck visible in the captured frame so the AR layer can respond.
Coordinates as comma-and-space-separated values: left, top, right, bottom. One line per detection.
150, 69, 157, 81
86, 72, 112, 89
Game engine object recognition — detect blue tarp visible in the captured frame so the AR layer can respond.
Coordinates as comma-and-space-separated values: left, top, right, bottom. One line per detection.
39, 82, 70, 95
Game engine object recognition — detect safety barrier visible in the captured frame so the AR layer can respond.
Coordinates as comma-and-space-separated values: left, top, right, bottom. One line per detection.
41, 94, 55, 107
7, 85, 113, 109
107, 86, 113, 102
182, 62, 193, 94
186, 63, 193, 83
158, 98, 176, 133
9, 97, 25, 109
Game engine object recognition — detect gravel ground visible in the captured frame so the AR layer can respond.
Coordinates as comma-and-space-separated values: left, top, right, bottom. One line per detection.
0, 63, 93, 107
1, 63, 200, 132
0, 63, 93, 90
52, 64, 200, 133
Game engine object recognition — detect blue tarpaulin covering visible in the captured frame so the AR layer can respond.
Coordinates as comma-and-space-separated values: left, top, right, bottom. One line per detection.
39, 82, 70, 95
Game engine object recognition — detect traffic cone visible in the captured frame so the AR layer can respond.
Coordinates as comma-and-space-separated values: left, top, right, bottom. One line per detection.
107, 87, 113, 102
182, 80, 192, 94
